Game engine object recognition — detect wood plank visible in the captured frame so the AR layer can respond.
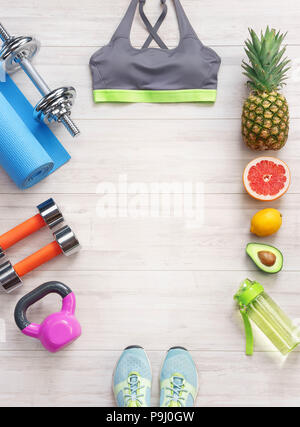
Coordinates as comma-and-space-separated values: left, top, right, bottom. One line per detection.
1, 349, 300, 407
1, 0, 300, 46
1, 0, 300, 408
6, 46, 300, 121
0, 118, 299, 195
0, 194, 299, 271
1, 270, 300, 353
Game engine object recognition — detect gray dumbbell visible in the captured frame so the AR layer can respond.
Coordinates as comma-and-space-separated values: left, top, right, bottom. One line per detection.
0, 23, 80, 138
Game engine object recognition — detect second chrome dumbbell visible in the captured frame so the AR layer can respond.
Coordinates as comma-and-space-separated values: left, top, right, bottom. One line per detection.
0, 225, 80, 293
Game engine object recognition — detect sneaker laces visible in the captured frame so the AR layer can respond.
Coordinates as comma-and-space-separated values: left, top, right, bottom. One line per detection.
124, 374, 145, 407
166, 376, 188, 407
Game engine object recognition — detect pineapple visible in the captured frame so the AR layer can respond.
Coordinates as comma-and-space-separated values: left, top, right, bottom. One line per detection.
242, 28, 290, 150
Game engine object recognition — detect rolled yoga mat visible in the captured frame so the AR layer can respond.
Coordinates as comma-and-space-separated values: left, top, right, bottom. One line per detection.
0, 69, 71, 189
0, 93, 54, 188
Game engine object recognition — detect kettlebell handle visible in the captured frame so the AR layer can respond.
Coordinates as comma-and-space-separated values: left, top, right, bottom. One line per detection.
14, 281, 73, 331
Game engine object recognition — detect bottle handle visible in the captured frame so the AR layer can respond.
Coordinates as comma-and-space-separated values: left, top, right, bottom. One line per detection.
240, 308, 254, 356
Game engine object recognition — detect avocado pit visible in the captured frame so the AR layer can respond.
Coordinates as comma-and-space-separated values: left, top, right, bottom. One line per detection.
258, 250, 276, 267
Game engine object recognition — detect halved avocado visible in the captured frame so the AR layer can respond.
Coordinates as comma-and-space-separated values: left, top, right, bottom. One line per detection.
246, 243, 283, 274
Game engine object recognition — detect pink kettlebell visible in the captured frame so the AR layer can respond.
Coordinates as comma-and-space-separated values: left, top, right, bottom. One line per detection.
14, 281, 81, 353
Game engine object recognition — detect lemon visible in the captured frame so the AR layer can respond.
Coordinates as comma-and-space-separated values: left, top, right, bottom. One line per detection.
250, 208, 282, 237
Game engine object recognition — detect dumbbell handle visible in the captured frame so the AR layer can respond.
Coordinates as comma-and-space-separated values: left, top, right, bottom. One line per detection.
0, 214, 45, 251
20, 58, 51, 96
0, 25, 10, 42
0, 23, 80, 138
11, 222, 80, 278
14, 241, 62, 277
0, 198, 63, 252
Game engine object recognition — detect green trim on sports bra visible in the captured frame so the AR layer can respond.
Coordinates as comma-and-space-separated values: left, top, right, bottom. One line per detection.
93, 89, 217, 104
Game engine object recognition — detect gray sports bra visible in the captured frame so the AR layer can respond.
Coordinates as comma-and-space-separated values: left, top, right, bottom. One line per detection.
90, 0, 221, 103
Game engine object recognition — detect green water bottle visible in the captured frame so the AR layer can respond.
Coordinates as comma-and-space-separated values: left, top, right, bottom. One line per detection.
234, 279, 300, 356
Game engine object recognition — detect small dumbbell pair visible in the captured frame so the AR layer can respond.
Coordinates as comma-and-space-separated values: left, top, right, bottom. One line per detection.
0, 199, 81, 293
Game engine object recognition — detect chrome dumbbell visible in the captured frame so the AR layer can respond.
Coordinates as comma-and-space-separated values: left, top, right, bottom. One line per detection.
0, 23, 80, 138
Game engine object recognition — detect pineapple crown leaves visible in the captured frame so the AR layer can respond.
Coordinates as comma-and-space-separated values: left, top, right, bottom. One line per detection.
242, 27, 291, 92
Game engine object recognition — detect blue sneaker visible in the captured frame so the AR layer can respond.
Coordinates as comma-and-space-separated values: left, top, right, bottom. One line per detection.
113, 346, 152, 407
160, 347, 198, 407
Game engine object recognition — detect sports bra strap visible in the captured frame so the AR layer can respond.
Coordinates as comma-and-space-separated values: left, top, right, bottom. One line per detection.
111, 0, 199, 44
111, 0, 138, 40
140, 0, 168, 49
173, 0, 198, 40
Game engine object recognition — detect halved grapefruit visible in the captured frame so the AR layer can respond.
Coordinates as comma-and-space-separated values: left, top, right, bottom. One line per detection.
243, 157, 291, 201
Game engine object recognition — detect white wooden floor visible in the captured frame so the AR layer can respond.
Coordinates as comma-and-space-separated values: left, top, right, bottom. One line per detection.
1, 0, 300, 407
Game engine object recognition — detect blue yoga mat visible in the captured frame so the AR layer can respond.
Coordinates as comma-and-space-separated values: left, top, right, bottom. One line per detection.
0, 70, 70, 189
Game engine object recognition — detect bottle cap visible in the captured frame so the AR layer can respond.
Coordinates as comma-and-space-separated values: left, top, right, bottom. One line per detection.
234, 279, 264, 307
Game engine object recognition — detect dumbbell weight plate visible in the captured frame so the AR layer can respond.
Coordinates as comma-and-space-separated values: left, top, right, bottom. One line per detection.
37, 198, 64, 230
0, 260, 22, 293
0, 36, 40, 73
34, 87, 76, 123
54, 225, 81, 257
